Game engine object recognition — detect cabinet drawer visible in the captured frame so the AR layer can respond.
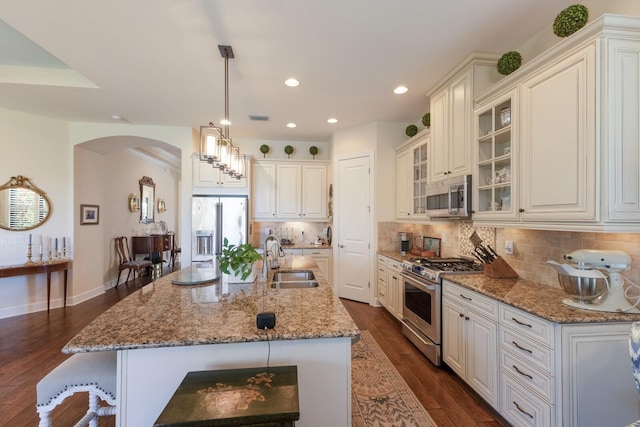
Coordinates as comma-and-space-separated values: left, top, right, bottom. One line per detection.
377, 279, 387, 298
500, 305, 553, 348
500, 373, 553, 427
443, 282, 499, 320
500, 328, 554, 375
500, 350, 554, 402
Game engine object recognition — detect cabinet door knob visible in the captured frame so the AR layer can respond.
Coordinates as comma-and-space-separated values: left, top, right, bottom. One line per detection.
339, 244, 345, 248
519, 208, 525, 213
459, 313, 464, 318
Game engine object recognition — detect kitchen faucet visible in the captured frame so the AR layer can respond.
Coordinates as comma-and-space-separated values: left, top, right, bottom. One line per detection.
263, 233, 282, 279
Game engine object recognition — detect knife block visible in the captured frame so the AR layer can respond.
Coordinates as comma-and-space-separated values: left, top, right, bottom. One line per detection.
483, 256, 518, 279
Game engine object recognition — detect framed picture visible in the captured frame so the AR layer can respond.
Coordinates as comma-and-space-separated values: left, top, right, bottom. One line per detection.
80, 204, 100, 225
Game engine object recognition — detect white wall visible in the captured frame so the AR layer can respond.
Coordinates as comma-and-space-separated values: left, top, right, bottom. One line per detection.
0, 109, 71, 318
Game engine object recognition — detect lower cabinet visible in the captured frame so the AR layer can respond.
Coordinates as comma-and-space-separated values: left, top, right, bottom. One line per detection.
376, 255, 403, 320
443, 280, 640, 427
442, 281, 499, 408
303, 248, 332, 283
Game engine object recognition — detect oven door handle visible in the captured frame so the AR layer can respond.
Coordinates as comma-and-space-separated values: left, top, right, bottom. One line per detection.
401, 273, 438, 292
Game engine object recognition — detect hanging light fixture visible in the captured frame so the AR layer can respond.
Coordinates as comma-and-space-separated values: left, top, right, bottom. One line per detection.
199, 45, 246, 177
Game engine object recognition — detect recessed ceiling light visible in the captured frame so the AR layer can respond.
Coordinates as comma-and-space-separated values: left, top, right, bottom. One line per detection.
286, 123, 297, 128
393, 86, 408, 94
285, 78, 300, 87
327, 118, 338, 124
111, 115, 122, 121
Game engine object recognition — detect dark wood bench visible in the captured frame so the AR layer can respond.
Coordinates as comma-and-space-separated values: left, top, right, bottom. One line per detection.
154, 365, 299, 427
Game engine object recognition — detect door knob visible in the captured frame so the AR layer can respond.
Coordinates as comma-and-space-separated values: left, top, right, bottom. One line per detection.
339, 244, 345, 248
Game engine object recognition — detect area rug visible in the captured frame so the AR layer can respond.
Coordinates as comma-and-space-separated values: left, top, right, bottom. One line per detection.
352, 331, 437, 426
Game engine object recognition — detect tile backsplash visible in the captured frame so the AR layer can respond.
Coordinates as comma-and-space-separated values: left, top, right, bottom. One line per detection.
497, 229, 640, 288
379, 222, 640, 290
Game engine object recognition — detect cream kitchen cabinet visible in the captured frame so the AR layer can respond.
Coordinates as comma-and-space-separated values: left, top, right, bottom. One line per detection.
474, 15, 640, 231
303, 248, 332, 284
251, 162, 277, 219
474, 91, 517, 219
252, 161, 328, 221
519, 44, 597, 223
442, 281, 499, 408
276, 163, 327, 220
193, 155, 247, 188
376, 255, 403, 320
444, 278, 640, 427
428, 54, 500, 183
396, 129, 430, 219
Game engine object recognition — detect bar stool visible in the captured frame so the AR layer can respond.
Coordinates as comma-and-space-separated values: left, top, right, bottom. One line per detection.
154, 365, 299, 426
36, 352, 117, 427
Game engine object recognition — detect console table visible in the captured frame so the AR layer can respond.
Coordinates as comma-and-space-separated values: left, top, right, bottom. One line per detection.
0, 260, 71, 312
131, 234, 172, 266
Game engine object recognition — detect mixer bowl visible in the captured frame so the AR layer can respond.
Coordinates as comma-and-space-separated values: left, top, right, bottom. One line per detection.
557, 273, 608, 303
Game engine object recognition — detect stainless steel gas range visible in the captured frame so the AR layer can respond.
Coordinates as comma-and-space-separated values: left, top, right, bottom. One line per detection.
400, 257, 483, 366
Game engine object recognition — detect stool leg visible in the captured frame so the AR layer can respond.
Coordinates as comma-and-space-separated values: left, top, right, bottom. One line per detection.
88, 392, 99, 427
37, 409, 52, 427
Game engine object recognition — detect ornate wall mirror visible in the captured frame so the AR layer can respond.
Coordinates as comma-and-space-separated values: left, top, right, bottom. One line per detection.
139, 176, 155, 224
0, 175, 51, 231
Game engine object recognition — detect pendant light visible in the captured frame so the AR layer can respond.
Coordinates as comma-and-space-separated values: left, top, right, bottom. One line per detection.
199, 45, 246, 177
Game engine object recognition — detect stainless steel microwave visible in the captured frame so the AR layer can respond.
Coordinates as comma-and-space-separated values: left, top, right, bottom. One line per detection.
425, 174, 472, 218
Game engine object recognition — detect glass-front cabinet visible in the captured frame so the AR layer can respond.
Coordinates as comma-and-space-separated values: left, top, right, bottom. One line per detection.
474, 92, 516, 219
412, 138, 429, 216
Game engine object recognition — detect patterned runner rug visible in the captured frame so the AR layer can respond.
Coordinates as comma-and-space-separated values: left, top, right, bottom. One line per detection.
352, 330, 437, 427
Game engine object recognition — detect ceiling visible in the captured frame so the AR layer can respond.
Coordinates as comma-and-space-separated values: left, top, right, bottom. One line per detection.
0, 1, 637, 143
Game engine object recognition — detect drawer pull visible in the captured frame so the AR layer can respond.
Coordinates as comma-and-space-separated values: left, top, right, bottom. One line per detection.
513, 401, 534, 419
460, 294, 472, 301
512, 317, 533, 328
512, 341, 533, 354
512, 365, 533, 380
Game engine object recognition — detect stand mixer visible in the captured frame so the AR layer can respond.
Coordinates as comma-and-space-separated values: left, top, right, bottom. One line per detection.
548, 249, 639, 313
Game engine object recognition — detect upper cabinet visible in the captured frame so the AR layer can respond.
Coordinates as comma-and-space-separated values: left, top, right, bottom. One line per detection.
474, 91, 517, 220
428, 54, 501, 183
252, 161, 328, 221
474, 14, 640, 231
396, 129, 430, 219
193, 155, 250, 194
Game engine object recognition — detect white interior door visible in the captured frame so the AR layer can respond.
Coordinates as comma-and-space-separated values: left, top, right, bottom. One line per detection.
337, 155, 370, 303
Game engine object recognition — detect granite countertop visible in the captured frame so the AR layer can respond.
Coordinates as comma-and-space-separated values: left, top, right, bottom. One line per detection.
377, 250, 640, 324
277, 243, 332, 250
63, 256, 359, 353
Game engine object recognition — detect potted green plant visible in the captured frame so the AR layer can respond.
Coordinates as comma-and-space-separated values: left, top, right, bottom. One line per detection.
553, 4, 589, 37
406, 124, 418, 137
497, 51, 522, 75
217, 238, 262, 282
309, 145, 319, 159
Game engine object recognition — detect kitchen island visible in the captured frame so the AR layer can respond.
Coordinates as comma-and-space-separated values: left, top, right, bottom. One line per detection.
64, 256, 359, 426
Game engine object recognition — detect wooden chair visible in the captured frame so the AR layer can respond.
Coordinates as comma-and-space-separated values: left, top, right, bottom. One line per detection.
115, 236, 152, 286
169, 232, 181, 271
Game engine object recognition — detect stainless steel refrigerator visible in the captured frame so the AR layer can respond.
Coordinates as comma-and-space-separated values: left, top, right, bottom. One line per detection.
192, 196, 248, 267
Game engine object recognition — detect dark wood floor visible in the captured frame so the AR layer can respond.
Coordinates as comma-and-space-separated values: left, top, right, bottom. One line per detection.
0, 270, 509, 426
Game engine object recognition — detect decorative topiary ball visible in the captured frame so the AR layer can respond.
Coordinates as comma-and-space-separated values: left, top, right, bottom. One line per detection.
309, 146, 318, 158
497, 51, 523, 76
406, 125, 418, 137
422, 113, 430, 128
553, 4, 589, 37
259, 144, 270, 158
284, 145, 294, 158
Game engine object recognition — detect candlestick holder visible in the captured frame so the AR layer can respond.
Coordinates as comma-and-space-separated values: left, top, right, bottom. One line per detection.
47, 250, 52, 265
25, 243, 36, 265
62, 247, 67, 261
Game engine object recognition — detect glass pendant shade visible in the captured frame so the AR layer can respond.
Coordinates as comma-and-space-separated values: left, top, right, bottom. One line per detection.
235, 154, 247, 179
199, 125, 222, 163
217, 139, 230, 171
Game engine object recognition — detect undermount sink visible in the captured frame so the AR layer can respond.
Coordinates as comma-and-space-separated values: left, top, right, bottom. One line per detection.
271, 281, 319, 289
273, 270, 316, 281
270, 270, 319, 288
